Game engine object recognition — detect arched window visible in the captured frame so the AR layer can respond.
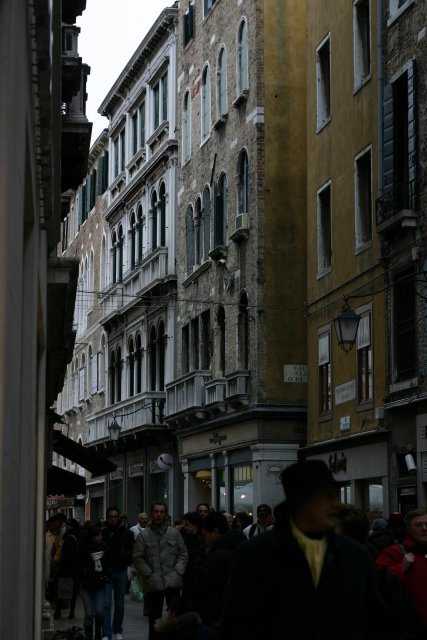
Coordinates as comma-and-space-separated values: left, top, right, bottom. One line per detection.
214, 173, 227, 247
238, 19, 249, 93
118, 226, 124, 282
81, 353, 87, 400
151, 191, 158, 250
149, 326, 157, 391
238, 149, 249, 214
159, 182, 166, 246
158, 321, 165, 391
128, 338, 135, 397
238, 292, 249, 369
135, 333, 142, 394
130, 211, 136, 269
185, 205, 195, 276
109, 351, 116, 404
215, 306, 226, 377
183, 91, 191, 162
111, 231, 117, 284
137, 204, 144, 261
202, 186, 211, 259
116, 347, 122, 402
100, 236, 106, 291
201, 65, 211, 141
195, 197, 202, 265
217, 47, 228, 116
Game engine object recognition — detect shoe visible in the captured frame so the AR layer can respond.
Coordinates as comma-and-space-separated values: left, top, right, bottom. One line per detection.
115, 634, 124, 640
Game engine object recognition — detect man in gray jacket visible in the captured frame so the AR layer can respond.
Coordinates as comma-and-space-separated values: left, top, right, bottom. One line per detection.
133, 502, 188, 640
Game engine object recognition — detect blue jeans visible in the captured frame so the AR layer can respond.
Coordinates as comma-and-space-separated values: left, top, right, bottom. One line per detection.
103, 570, 128, 640
80, 585, 105, 629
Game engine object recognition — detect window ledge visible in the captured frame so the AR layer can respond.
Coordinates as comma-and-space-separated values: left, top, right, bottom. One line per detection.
390, 377, 418, 394
209, 245, 228, 261
233, 90, 249, 108
316, 116, 331, 134
109, 171, 126, 196
353, 73, 372, 95
317, 266, 332, 280
200, 133, 211, 148
213, 113, 228, 129
182, 260, 212, 288
146, 120, 169, 149
127, 147, 146, 175
355, 239, 372, 255
387, 0, 415, 27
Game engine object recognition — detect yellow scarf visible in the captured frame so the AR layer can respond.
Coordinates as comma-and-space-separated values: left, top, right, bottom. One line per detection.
290, 519, 327, 587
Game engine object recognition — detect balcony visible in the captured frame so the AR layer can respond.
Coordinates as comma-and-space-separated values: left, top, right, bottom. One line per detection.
376, 179, 417, 233
166, 370, 211, 420
205, 378, 227, 413
226, 370, 250, 408
86, 393, 166, 445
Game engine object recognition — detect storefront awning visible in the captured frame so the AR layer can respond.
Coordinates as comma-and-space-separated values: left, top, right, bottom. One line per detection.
47, 465, 86, 496
52, 430, 117, 477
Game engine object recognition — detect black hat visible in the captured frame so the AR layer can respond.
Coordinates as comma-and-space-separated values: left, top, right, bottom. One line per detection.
281, 460, 339, 504
257, 504, 272, 516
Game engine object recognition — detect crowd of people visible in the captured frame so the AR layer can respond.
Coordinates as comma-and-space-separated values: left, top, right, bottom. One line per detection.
46, 460, 427, 640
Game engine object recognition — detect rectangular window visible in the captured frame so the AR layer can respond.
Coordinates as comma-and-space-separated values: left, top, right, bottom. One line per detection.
318, 330, 332, 418
120, 129, 126, 172
317, 181, 332, 275
153, 73, 168, 131
153, 84, 160, 130
201, 310, 211, 369
393, 268, 416, 381
357, 310, 373, 407
316, 35, 331, 130
191, 317, 200, 370
183, 3, 195, 47
114, 137, 119, 178
182, 324, 190, 373
132, 112, 138, 156
161, 72, 168, 123
203, 0, 216, 18
139, 102, 146, 148
355, 147, 372, 249
353, 0, 371, 88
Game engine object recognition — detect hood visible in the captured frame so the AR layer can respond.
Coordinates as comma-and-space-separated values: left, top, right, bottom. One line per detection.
154, 612, 201, 635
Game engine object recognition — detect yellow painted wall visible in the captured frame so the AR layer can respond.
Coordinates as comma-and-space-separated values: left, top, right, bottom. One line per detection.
264, 0, 308, 404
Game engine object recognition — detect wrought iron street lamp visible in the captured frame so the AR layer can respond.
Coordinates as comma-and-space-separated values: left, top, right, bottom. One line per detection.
333, 301, 361, 353
107, 416, 122, 442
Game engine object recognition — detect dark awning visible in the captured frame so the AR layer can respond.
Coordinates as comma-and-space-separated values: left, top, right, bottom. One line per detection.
52, 430, 117, 477
47, 465, 86, 496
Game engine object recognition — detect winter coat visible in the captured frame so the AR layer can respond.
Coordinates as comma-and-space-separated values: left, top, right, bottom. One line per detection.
79, 540, 110, 591
182, 532, 207, 603
133, 523, 188, 593
375, 568, 425, 640
195, 529, 245, 625
154, 612, 218, 640
376, 535, 427, 629
56, 531, 81, 579
220, 501, 388, 640
102, 523, 134, 573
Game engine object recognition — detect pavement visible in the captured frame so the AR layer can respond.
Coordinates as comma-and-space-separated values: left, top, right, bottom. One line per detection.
53, 593, 151, 639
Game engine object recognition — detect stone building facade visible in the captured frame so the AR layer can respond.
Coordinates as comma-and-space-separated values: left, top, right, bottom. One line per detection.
166, 0, 308, 514
376, 0, 427, 511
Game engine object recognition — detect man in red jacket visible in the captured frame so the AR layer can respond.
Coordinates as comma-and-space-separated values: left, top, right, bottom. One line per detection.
376, 508, 427, 629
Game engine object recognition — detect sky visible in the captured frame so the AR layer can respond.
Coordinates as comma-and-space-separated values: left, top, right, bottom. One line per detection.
76, 0, 173, 145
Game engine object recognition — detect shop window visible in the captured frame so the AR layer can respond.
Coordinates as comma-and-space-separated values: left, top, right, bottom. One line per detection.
232, 464, 253, 514
216, 469, 226, 512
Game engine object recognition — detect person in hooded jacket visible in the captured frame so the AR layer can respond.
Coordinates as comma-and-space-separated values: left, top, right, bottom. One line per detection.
79, 526, 110, 640
195, 512, 245, 629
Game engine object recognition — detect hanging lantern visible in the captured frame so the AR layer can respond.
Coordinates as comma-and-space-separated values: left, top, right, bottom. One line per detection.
333, 301, 361, 353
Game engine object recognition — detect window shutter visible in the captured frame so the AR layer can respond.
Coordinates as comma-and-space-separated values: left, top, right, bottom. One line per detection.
91, 355, 97, 394
185, 208, 195, 275
85, 175, 91, 213
90, 170, 96, 208
152, 206, 158, 249
382, 83, 394, 195
103, 151, 109, 191
203, 190, 211, 258
407, 60, 416, 193
78, 186, 83, 227
79, 368, 84, 401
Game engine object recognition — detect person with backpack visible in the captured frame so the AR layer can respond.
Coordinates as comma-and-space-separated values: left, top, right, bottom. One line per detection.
243, 504, 274, 539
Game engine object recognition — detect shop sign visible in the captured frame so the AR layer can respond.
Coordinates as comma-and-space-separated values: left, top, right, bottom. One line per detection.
284, 364, 307, 383
335, 380, 356, 405
110, 467, 123, 481
128, 463, 144, 478
209, 432, 227, 446
329, 452, 347, 474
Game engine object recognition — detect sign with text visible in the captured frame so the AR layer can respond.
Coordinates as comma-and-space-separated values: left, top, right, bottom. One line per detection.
335, 380, 356, 405
284, 364, 307, 383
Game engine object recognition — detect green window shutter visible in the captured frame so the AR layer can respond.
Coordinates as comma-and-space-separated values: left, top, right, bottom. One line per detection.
77, 186, 83, 227
103, 151, 109, 191
407, 60, 416, 194
214, 185, 224, 246
97, 156, 104, 195
382, 83, 394, 195
90, 170, 97, 209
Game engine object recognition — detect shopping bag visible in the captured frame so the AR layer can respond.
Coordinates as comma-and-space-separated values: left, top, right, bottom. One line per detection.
130, 574, 144, 602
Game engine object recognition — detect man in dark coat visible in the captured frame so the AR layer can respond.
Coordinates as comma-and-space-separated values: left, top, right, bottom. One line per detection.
102, 506, 134, 640
220, 459, 388, 640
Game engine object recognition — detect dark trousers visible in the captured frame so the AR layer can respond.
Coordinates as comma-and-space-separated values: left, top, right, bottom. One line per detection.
144, 588, 180, 640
